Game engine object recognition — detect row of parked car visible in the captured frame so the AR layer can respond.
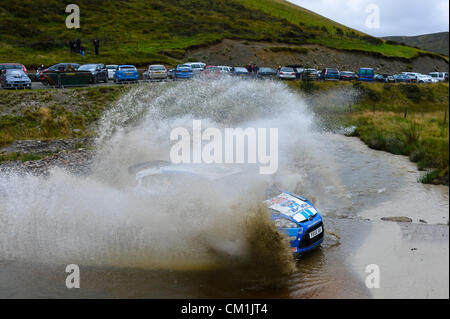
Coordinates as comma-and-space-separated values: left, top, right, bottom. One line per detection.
0, 61, 449, 89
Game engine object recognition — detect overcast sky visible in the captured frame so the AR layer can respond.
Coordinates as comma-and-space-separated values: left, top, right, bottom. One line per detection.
287, 0, 449, 37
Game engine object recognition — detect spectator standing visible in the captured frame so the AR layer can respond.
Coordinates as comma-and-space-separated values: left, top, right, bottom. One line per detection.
69, 40, 74, 53
80, 46, 85, 57
253, 64, 259, 76
93, 39, 100, 55
76, 38, 81, 54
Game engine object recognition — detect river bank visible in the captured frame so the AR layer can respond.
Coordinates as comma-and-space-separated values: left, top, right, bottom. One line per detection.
289, 81, 449, 185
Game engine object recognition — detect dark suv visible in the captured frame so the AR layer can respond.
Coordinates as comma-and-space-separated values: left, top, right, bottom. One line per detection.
78, 64, 108, 83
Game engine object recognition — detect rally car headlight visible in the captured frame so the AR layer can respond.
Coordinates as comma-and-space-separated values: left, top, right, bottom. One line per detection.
274, 218, 298, 229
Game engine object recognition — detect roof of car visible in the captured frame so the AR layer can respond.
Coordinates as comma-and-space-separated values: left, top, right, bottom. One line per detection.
4, 69, 26, 74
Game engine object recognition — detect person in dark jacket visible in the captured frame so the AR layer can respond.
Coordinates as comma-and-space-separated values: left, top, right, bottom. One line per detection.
93, 39, 99, 55
69, 40, 75, 53
76, 39, 81, 54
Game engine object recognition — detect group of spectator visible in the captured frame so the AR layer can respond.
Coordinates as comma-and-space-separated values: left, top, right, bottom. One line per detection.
69, 38, 100, 56
246, 63, 259, 74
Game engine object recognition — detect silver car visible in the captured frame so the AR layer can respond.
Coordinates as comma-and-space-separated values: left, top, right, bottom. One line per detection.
106, 65, 118, 80
145, 64, 168, 81
1, 69, 32, 89
278, 67, 296, 80
218, 66, 233, 74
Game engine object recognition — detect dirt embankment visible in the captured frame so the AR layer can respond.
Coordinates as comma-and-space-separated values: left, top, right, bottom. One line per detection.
185, 39, 449, 73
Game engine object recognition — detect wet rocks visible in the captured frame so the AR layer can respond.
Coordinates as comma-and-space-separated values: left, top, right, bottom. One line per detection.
0, 138, 93, 155
381, 217, 413, 223
0, 148, 94, 176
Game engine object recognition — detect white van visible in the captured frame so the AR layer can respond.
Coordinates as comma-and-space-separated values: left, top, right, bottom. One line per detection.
183, 62, 205, 75
429, 72, 448, 82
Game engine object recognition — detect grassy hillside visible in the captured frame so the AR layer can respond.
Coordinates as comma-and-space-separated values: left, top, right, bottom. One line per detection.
383, 32, 449, 57
0, 0, 445, 68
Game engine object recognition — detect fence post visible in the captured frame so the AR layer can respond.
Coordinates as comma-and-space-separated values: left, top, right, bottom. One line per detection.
404, 107, 408, 119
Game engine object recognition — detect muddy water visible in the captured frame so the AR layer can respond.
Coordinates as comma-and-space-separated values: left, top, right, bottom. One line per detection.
0, 79, 448, 298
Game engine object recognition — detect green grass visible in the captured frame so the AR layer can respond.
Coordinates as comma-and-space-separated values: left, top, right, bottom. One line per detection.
289, 81, 449, 185
0, 0, 445, 68
0, 85, 129, 146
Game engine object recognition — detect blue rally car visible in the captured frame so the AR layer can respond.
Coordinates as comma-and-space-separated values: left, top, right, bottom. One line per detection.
114, 65, 139, 83
129, 161, 324, 255
174, 64, 194, 80
265, 192, 324, 253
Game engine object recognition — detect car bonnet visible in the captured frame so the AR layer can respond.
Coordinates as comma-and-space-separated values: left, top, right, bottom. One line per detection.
265, 192, 318, 223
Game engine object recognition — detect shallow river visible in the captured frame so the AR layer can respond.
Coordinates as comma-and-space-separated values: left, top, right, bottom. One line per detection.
0, 79, 448, 298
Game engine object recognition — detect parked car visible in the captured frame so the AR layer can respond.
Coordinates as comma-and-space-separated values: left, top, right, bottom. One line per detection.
321, 68, 340, 81
301, 69, 319, 81
375, 74, 395, 83
182, 62, 205, 76
1, 69, 32, 89
286, 65, 304, 79
358, 68, 375, 82
78, 64, 108, 83
231, 67, 249, 78
145, 64, 168, 81
416, 74, 434, 83
114, 65, 139, 83
429, 72, 448, 82
34, 65, 46, 81
278, 67, 296, 80
217, 66, 233, 74
256, 67, 277, 80
167, 68, 175, 79
39, 63, 80, 84
106, 65, 118, 80
402, 72, 420, 83
394, 74, 415, 83
0, 63, 28, 82
339, 71, 358, 81
174, 64, 194, 80
201, 66, 222, 78
317, 71, 323, 80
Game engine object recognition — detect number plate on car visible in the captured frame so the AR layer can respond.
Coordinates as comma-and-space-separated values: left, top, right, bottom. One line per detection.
309, 226, 323, 239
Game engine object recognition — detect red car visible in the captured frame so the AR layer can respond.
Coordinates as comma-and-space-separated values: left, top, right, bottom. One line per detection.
201, 66, 222, 78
